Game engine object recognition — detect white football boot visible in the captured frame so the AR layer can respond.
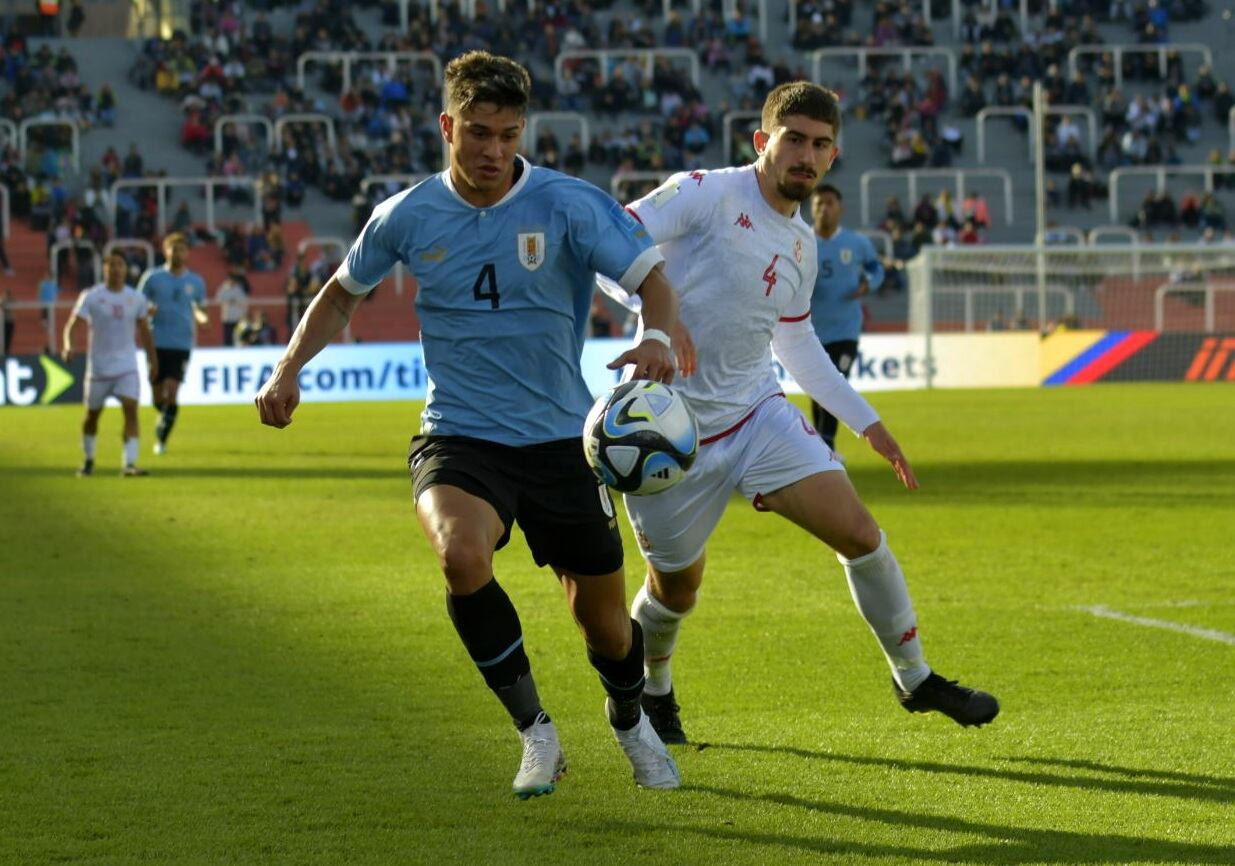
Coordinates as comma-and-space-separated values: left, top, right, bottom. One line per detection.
512, 714, 566, 800
611, 704, 681, 789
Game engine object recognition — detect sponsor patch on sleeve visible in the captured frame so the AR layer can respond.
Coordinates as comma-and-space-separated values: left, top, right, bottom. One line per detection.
650, 182, 681, 209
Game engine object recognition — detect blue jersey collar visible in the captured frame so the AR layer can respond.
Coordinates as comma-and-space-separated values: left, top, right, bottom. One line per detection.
442, 155, 532, 210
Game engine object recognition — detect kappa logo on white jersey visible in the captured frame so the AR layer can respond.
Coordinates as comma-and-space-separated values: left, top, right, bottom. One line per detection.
517, 232, 546, 271
734, 213, 754, 230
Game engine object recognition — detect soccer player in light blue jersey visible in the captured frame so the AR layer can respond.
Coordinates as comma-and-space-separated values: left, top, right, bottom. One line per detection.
255, 51, 695, 798
809, 184, 884, 450
138, 232, 207, 455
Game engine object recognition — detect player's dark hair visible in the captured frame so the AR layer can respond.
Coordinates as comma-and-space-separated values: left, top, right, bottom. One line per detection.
761, 82, 842, 136
815, 183, 842, 201
444, 51, 532, 116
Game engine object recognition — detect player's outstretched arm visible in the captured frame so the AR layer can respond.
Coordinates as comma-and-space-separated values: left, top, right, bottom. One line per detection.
256, 278, 363, 428
862, 421, 919, 490
606, 265, 695, 382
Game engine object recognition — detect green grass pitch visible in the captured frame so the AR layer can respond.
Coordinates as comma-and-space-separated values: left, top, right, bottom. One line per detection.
2, 384, 1233, 865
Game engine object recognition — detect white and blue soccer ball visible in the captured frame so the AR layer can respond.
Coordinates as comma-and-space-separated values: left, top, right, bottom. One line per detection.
583, 379, 698, 496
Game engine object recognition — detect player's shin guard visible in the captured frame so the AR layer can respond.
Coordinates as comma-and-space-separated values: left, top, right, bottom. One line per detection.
838, 530, 931, 692
589, 619, 645, 731
446, 579, 544, 730
631, 582, 688, 697
155, 404, 178, 444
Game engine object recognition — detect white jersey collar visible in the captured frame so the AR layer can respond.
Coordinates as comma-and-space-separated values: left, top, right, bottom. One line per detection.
442, 155, 532, 210
746, 164, 801, 227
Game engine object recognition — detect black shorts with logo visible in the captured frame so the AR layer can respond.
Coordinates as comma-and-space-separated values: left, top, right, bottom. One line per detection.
154, 348, 191, 384
409, 435, 623, 576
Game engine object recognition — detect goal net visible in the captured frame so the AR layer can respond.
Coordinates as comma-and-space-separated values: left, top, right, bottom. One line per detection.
908, 245, 1235, 384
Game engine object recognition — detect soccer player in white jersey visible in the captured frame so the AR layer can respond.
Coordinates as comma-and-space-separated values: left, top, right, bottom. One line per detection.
615, 82, 999, 742
62, 250, 158, 477
255, 52, 694, 798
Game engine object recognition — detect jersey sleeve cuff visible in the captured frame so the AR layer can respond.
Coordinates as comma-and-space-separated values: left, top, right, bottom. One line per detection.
616, 247, 664, 295
334, 266, 376, 296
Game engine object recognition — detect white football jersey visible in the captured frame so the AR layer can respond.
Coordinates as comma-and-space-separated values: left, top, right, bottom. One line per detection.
626, 165, 817, 439
70, 285, 148, 378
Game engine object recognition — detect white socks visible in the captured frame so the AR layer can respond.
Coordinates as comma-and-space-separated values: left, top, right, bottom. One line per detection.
82, 434, 97, 460
838, 531, 931, 692
124, 437, 139, 467
631, 582, 689, 697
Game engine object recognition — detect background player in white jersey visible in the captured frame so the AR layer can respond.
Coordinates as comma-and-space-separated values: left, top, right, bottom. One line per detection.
617, 82, 998, 744
255, 52, 694, 799
61, 250, 158, 477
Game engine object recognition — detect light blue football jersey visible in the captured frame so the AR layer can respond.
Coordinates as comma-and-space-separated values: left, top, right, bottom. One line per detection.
139, 267, 206, 350
338, 156, 662, 446
811, 228, 884, 345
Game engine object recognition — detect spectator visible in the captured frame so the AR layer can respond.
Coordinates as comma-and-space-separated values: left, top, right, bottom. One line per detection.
67, 0, 86, 37
235, 309, 276, 346
961, 192, 991, 228
1067, 163, 1093, 209
215, 270, 249, 346
285, 252, 319, 332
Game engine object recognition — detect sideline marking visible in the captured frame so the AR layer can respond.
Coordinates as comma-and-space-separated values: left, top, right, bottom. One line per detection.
1076, 605, 1235, 646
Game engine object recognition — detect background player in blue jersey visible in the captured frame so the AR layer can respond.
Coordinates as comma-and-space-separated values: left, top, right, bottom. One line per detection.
808, 184, 884, 451
138, 232, 207, 455
255, 51, 695, 799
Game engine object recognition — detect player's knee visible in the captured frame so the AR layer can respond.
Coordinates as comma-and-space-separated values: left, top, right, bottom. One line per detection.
582, 613, 632, 660
649, 567, 701, 614
437, 537, 492, 593
836, 515, 882, 560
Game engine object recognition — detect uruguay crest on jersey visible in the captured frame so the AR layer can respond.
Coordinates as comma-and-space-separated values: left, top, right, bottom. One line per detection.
518, 232, 546, 271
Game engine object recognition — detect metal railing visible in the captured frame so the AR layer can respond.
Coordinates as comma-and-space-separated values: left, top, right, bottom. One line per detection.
554, 48, 700, 92
1088, 225, 1140, 245
938, 285, 1076, 332
359, 174, 432, 201
1067, 44, 1212, 90
860, 168, 1014, 226
49, 240, 102, 288
859, 228, 892, 259
109, 176, 262, 237
976, 105, 1096, 164
296, 50, 442, 95
19, 118, 80, 173
274, 113, 338, 156
1155, 282, 1235, 332
610, 170, 674, 201
811, 47, 958, 96
723, 110, 843, 164
0, 118, 15, 151
0, 184, 7, 240
525, 112, 592, 154
1107, 165, 1235, 222
214, 114, 275, 158
1036, 226, 1087, 246
103, 238, 157, 273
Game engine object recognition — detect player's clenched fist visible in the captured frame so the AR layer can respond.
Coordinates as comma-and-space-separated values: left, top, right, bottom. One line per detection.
255, 367, 301, 428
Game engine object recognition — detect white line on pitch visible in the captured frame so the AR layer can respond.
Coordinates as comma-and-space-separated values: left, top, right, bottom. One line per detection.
1076, 605, 1235, 646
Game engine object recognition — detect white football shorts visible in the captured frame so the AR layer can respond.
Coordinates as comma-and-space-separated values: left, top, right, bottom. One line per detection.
624, 394, 844, 571
85, 370, 141, 410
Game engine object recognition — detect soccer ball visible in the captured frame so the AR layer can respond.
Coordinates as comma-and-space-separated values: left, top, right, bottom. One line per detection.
583, 379, 698, 496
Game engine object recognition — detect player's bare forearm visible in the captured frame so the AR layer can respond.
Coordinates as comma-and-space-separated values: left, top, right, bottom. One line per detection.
138, 320, 158, 380
277, 279, 361, 375
61, 316, 81, 361
193, 304, 209, 326
634, 264, 696, 377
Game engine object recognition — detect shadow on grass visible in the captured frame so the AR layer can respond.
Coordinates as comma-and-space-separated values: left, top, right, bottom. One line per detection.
694, 743, 1234, 804
597, 785, 1233, 865
846, 458, 1235, 506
